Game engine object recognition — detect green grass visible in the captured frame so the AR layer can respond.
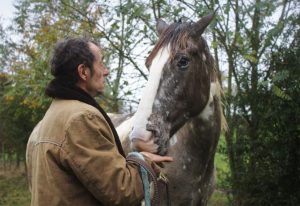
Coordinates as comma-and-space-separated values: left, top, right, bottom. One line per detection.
0, 140, 231, 206
0, 170, 229, 206
0, 168, 31, 206
215, 136, 231, 190
208, 191, 229, 206
207, 135, 231, 206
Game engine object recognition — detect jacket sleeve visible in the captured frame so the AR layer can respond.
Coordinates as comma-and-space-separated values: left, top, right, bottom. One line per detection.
61, 111, 144, 206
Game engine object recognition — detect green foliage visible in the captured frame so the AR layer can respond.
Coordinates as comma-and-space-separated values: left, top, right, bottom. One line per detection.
229, 31, 300, 205
215, 136, 231, 191
202, 0, 300, 204
0, 0, 103, 165
208, 191, 230, 206
271, 85, 291, 100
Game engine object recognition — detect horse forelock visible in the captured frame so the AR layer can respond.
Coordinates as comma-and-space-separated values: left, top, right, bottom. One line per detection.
146, 22, 194, 68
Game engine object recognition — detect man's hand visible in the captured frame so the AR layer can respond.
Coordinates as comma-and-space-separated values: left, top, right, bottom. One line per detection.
140, 151, 173, 163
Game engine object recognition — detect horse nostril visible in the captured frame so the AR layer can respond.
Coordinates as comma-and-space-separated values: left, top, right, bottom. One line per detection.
146, 124, 161, 138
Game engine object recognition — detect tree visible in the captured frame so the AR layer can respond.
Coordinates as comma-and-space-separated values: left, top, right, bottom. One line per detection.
251, 30, 300, 205
206, 1, 299, 204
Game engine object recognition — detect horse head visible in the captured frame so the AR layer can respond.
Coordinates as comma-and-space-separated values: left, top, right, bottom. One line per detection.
129, 14, 216, 155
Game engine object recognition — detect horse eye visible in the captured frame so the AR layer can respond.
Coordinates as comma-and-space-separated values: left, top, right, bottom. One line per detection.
177, 57, 189, 70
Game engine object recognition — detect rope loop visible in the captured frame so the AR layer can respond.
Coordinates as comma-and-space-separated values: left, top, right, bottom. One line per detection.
127, 152, 151, 206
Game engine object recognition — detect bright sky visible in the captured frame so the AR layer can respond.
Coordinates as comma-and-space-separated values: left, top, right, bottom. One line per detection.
0, 0, 15, 26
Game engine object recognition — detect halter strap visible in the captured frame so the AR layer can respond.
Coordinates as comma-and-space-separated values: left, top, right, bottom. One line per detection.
126, 152, 170, 206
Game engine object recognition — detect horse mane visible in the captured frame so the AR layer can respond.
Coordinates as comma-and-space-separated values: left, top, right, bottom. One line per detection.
213, 74, 228, 132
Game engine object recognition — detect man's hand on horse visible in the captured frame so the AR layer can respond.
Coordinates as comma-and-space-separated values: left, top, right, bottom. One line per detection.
140, 151, 173, 163
141, 151, 173, 174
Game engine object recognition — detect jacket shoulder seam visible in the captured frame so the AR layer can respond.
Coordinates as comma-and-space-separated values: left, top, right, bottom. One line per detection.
34, 139, 63, 147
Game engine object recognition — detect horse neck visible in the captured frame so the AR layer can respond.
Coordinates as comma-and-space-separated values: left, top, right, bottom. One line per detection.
171, 80, 222, 162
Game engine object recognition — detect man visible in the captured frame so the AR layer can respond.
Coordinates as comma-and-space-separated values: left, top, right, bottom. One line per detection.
26, 38, 172, 205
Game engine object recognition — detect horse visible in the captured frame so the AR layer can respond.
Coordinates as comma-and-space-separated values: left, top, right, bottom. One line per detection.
110, 13, 226, 206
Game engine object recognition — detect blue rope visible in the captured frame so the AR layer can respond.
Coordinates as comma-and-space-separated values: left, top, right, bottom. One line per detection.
128, 152, 151, 206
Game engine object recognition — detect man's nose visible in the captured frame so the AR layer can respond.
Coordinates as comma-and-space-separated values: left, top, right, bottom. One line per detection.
103, 65, 109, 76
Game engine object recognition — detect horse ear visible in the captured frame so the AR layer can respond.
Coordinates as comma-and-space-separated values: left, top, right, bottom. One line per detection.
191, 13, 214, 37
156, 19, 169, 36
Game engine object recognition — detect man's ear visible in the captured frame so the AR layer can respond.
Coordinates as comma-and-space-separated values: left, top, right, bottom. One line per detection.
77, 64, 88, 81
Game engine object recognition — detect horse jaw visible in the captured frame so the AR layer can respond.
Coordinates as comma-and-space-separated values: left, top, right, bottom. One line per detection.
129, 46, 170, 153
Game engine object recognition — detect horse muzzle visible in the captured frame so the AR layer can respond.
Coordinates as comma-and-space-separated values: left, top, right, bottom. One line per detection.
129, 127, 159, 153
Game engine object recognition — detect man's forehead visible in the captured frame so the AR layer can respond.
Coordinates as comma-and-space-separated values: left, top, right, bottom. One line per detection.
89, 42, 103, 57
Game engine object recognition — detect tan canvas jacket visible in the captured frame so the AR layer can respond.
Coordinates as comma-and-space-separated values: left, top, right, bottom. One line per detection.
26, 99, 144, 206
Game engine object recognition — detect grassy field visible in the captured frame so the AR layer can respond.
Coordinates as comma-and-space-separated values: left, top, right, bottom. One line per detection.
208, 191, 229, 206
0, 168, 228, 206
0, 139, 230, 206
0, 167, 30, 206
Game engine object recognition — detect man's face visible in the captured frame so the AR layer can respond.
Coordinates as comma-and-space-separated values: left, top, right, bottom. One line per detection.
85, 43, 109, 97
